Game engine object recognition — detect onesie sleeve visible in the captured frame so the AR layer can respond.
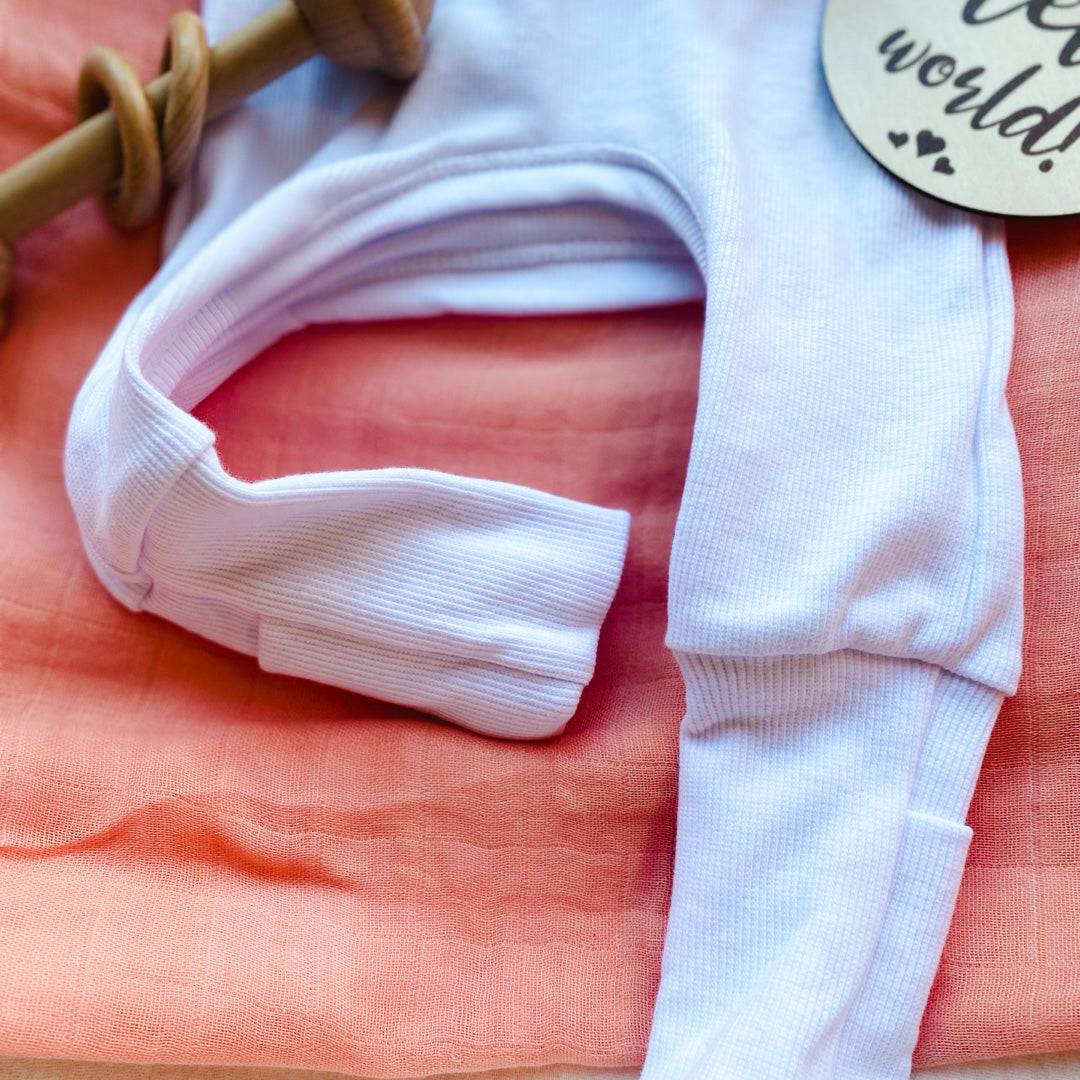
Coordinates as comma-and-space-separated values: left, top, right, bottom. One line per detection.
64, 302, 629, 742
137, 458, 631, 741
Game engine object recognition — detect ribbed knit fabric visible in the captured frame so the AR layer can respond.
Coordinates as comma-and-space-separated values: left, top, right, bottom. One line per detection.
62, 0, 1023, 1075
67, 357, 630, 739
645, 0, 1021, 1070
645, 657, 1005, 1079
66, 171, 637, 743
917, 217, 1080, 1066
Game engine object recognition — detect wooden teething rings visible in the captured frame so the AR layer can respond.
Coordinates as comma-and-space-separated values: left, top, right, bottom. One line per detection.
73, 12, 211, 229
0, 0, 433, 333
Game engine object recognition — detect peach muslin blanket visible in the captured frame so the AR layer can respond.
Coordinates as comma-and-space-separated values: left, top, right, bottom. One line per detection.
1, 1, 1079, 1077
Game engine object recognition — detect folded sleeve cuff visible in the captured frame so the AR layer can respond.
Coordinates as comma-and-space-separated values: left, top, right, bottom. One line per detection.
126, 461, 631, 740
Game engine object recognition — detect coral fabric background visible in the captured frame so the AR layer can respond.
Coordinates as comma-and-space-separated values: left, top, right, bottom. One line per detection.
0, 0, 1077, 1076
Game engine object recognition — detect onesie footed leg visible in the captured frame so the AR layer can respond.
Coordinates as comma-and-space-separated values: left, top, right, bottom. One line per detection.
642, 652, 1000, 1080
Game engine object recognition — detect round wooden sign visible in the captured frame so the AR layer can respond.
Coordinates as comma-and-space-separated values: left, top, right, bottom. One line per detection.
822, 0, 1080, 217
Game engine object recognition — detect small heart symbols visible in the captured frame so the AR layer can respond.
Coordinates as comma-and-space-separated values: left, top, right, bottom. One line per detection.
916, 129, 946, 157
933, 156, 955, 175
888, 131, 909, 148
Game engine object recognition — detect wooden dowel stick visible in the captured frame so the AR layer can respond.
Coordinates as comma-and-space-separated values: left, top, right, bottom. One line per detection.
0, 1, 318, 243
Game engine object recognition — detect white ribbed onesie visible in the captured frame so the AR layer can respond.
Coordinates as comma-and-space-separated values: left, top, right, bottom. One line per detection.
64, 0, 1023, 1077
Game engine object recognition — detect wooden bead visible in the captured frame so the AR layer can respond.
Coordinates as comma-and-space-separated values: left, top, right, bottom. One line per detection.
76, 47, 163, 230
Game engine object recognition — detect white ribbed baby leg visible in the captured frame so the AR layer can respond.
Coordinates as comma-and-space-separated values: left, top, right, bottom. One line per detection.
641, 651, 1001, 1080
